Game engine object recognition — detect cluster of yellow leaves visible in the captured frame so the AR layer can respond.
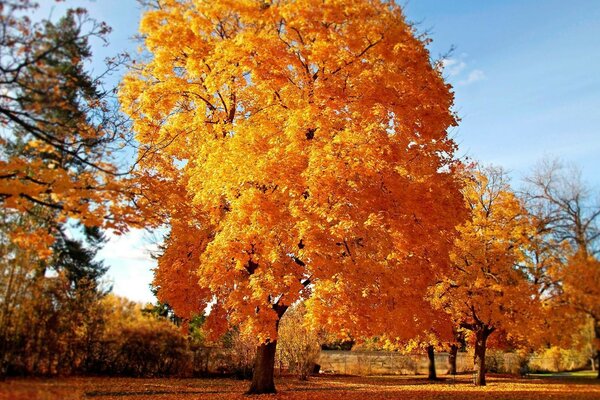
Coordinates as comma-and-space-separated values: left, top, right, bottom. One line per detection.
9, 226, 54, 259
1, 155, 130, 221
121, 0, 466, 342
430, 167, 541, 347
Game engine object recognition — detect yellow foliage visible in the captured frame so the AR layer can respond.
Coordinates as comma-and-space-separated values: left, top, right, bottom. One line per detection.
122, 0, 465, 342
430, 166, 541, 347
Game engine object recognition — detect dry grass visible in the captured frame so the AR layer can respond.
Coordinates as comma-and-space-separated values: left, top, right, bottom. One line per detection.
1, 373, 598, 400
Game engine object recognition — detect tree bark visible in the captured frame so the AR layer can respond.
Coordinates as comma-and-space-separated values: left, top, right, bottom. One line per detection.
247, 341, 278, 394
473, 327, 492, 386
595, 318, 600, 379
427, 345, 437, 380
447, 344, 458, 375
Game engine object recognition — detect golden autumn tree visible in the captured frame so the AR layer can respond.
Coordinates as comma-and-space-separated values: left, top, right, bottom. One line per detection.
121, 0, 465, 393
430, 166, 541, 386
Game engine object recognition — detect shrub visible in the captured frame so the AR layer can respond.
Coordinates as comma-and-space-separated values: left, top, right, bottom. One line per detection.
277, 304, 322, 380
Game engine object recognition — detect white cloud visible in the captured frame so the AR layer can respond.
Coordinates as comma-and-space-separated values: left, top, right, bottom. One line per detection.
98, 229, 160, 262
441, 58, 467, 77
97, 229, 163, 304
458, 69, 486, 86
440, 55, 486, 87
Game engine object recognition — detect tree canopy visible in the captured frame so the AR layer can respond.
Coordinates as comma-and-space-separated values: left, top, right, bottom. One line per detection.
121, 0, 466, 393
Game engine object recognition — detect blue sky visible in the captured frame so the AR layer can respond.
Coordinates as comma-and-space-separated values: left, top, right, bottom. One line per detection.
404, 0, 600, 183
35, 0, 600, 303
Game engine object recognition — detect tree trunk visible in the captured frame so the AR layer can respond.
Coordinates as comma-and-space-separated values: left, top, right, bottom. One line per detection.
427, 345, 437, 380
447, 344, 458, 375
473, 328, 492, 386
595, 318, 600, 379
247, 341, 278, 394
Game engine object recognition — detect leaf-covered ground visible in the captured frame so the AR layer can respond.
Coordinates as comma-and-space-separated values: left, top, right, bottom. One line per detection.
1, 373, 598, 400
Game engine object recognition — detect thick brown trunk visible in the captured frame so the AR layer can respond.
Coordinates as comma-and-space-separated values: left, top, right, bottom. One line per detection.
427, 345, 437, 380
447, 344, 458, 375
247, 341, 277, 394
473, 328, 491, 386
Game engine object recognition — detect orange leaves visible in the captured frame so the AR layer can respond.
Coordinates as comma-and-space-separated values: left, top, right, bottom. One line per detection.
123, 0, 466, 343
9, 226, 55, 259
431, 166, 541, 348
560, 254, 600, 345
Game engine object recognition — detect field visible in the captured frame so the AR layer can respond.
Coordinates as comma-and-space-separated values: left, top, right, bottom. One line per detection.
1, 373, 598, 400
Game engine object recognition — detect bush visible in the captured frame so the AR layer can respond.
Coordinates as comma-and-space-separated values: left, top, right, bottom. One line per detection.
277, 304, 322, 380
85, 295, 193, 377
112, 323, 192, 377
529, 346, 590, 373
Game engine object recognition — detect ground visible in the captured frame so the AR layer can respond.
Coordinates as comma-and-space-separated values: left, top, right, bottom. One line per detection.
0, 372, 598, 400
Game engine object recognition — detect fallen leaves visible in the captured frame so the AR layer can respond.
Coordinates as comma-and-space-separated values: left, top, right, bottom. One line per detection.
1, 374, 598, 400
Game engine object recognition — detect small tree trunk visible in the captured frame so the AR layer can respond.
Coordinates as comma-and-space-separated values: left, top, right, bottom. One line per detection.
447, 344, 458, 375
427, 345, 437, 380
473, 327, 492, 386
594, 318, 600, 379
247, 341, 277, 394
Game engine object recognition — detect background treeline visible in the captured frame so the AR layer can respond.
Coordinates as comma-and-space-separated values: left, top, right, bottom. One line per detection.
0, 213, 186, 377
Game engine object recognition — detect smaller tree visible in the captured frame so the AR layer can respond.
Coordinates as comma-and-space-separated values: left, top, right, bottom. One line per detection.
560, 254, 600, 378
431, 166, 541, 386
381, 304, 455, 380
277, 303, 322, 380
447, 328, 466, 376
523, 159, 600, 378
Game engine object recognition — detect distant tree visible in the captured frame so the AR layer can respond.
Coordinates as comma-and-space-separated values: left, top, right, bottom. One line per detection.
524, 159, 599, 258
431, 166, 542, 386
557, 253, 600, 377
277, 303, 323, 380
523, 159, 600, 379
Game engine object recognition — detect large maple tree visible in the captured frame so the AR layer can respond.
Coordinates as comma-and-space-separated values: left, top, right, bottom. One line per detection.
121, 0, 465, 393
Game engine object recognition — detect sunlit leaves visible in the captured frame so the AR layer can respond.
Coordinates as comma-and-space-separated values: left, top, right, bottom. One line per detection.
123, 0, 464, 344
